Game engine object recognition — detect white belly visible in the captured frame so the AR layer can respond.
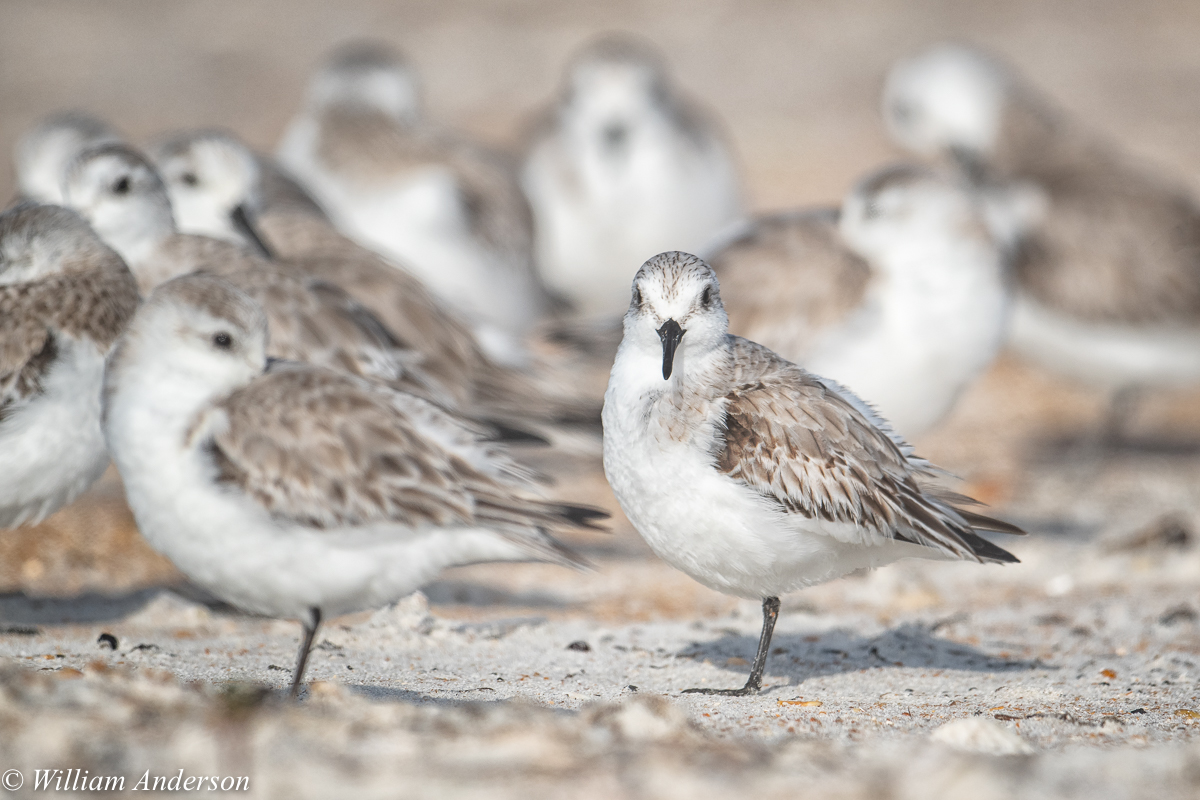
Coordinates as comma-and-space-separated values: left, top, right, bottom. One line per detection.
602, 392, 928, 599
1009, 295, 1200, 389
0, 338, 110, 528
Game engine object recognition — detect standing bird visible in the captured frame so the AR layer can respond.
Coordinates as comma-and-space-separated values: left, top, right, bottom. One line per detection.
707, 164, 1009, 436
277, 41, 548, 363
882, 44, 1200, 430
522, 35, 743, 319
149, 129, 603, 426
103, 273, 606, 694
0, 204, 139, 527
13, 111, 122, 205
61, 143, 447, 404
602, 252, 1022, 695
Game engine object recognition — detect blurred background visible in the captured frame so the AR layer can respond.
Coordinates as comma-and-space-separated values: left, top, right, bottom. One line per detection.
3, 0, 1200, 606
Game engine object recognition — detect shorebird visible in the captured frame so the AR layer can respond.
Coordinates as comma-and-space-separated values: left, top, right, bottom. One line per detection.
521, 34, 742, 319
882, 44, 1200, 428
14, 111, 122, 205
277, 41, 549, 363
103, 272, 606, 694
0, 203, 139, 528
706, 164, 1009, 436
149, 129, 602, 425
602, 252, 1023, 695
61, 143, 448, 404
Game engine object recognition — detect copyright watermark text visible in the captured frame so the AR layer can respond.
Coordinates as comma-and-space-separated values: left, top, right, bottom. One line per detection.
1, 769, 250, 792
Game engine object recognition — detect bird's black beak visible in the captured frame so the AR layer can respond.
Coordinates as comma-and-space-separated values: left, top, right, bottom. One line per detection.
230, 204, 275, 260
657, 318, 684, 380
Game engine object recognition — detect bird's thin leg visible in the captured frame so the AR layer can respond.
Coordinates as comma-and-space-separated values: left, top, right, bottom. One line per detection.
290, 606, 322, 698
684, 596, 780, 696
1103, 385, 1143, 445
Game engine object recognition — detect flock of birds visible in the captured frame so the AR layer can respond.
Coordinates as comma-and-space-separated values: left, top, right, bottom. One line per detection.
2, 34, 1198, 696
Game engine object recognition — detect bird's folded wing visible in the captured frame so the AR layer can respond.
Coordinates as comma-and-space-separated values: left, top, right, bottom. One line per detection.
716, 338, 1004, 561
204, 366, 606, 538
0, 306, 56, 420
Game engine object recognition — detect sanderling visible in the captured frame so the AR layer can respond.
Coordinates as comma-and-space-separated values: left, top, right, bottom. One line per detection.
102, 272, 606, 694
521, 34, 742, 319
14, 111, 122, 205
148, 128, 326, 251
149, 129, 602, 427
883, 44, 1200, 406
0, 203, 139, 528
61, 143, 447, 403
602, 252, 1022, 695
276, 41, 549, 363
707, 164, 1009, 435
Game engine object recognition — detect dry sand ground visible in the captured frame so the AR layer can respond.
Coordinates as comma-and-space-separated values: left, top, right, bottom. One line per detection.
2, 2, 1200, 797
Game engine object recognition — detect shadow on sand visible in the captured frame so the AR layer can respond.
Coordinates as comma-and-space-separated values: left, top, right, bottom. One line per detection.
675, 620, 1048, 694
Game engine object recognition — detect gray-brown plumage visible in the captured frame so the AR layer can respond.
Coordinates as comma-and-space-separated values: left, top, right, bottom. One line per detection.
1, 204, 137, 414
149, 129, 603, 425
708, 209, 869, 355
277, 42, 548, 348
885, 43, 1200, 327
716, 338, 1021, 562
61, 143, 444, 403
0, 203, 139, 527
206, 362, 606, 542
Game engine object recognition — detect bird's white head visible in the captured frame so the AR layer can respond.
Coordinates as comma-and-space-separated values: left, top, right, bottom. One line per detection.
882, 43, 1009, 163
150, 130, 263, 245
623, 251, 728, 382
839, 164, 987, 262
562, 34, 672, 154
15, 112, 122, 205
107, 272, 268, 415
0, 203, 122, 286
62, 143, 176, 268
306, 41, 421, 124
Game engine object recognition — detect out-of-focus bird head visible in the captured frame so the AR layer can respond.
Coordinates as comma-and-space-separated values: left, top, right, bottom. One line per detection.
882, 44, 1009, 168
151, 130, 264, 247
15, 112, 122, 205
305, 40, 421, 125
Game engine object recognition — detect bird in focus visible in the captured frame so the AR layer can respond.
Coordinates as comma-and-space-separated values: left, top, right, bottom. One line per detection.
602, 252, 1022, 695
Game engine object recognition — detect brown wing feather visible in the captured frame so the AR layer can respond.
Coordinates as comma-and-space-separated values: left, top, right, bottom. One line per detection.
256, 211, 482, 405
204, 366, 605, 543
716, 338, 1019, 563
1, 249, 138, 419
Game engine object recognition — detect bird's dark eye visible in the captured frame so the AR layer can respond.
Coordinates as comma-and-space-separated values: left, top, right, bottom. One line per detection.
112, 176, 130, 195
212, 332, 233, 350
181, 172, 199, 187
632, 286, 643, 306
699, 285, 714, 308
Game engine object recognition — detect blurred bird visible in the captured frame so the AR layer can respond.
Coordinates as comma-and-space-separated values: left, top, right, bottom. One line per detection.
277, 41, 549, 364
14, 111, 122, 205
150, 129, 603, 426
61, 143, 448, 404
883, 44, 1200, 430
602, 252, 1022, 695
103, 272, 606, 694
707, 165, 1009, 435
0, 204, 139, 527
521, 35, 743, 319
